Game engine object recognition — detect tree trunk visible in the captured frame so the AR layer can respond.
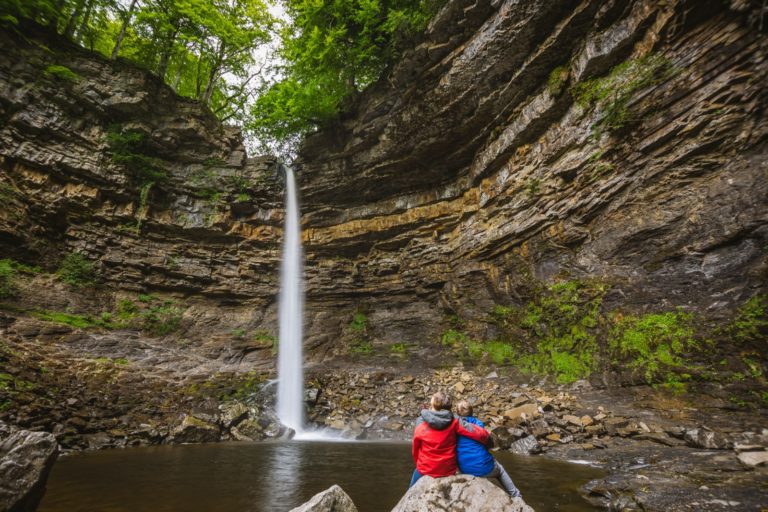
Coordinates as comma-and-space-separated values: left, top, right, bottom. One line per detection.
156, 29, 178, 81
63, 0, 86, 38
202, 44, 225, 105
111, 0, 139, 60
75, 0, 94, 44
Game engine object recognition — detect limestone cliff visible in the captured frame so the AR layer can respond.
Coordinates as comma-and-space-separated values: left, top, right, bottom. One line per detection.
0, 0, 766, 404
295, 0, 768, 363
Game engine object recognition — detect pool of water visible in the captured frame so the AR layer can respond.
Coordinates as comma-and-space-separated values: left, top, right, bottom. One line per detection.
38, 441, 604, 511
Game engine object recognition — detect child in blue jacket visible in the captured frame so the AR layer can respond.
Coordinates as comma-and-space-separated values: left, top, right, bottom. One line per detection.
456, 400, 522, 498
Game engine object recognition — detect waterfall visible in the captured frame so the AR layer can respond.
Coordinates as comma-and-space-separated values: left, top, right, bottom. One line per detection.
276, 165, 304, 433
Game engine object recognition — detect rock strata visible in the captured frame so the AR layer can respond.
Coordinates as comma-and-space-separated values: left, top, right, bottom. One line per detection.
0, 422, 58, 512
391, 475, 534, 512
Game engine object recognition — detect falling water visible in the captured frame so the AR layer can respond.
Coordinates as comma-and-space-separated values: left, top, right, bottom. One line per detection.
277, 165, 304, 433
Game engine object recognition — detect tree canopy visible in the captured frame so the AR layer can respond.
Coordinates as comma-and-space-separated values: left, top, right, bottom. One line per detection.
1, 0, 442, 156
248, 0, 440, 154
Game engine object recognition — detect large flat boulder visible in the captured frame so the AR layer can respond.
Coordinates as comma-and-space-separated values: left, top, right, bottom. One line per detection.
0, 423, 59, 512
289, 485, 358, 512
392, 475, 534, 512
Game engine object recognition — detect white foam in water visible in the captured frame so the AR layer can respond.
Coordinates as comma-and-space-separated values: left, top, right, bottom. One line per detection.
276, 166, 304, 433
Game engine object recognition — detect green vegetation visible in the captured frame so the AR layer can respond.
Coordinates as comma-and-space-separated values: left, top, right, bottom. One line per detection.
390, 342, 408, 357
252, 330, 277, 355
141, 302, 184, 335
441, 328, 469, 346
574, 54, 674, 134
729, 295, 767, 344
349, 311, 368, 332
518, 281, 606, 383
0, 372, 35, 393
57, 252, 96, 286
348, 310, 373, 355
44, 64, 79, 81
0, 260, 18, 298
249, 0, 444, 151
2, 0, 273, 126
609, 310, 697, 383
106, 127, 167, 185
547, 65, 568, 96
32, 310, 109, 328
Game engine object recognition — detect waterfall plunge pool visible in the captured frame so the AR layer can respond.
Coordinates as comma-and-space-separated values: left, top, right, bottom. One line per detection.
38, 440, 604, 511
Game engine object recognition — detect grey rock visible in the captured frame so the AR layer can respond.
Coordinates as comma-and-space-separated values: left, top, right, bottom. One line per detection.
0, 423, 59, 512
168, 414, 221, 444
289, 485, 358, 512
684, 428, 733, 450
508, 435, 540, 455
391, 475, 534, 512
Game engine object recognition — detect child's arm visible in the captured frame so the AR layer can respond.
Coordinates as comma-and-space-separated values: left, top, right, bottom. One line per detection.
455, 417, 490, 445
412, 433, 422, 464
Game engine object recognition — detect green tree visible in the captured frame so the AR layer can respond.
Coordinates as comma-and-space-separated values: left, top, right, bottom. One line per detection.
249, 0, 441, 151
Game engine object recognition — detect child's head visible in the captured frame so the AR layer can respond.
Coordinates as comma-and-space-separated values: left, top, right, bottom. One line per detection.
456, 400, 473, 417
430, 391, 452, 411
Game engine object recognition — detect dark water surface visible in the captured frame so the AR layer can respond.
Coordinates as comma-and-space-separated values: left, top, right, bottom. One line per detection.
39, 441, 604, 511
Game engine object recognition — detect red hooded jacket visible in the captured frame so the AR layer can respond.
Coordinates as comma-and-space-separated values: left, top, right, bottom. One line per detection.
412, 409, 490, 477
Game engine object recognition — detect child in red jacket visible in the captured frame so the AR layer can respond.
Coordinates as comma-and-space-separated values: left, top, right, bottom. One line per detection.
409, 391, 490, 487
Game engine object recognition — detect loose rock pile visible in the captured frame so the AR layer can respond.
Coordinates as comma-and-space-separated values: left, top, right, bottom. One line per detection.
308, 368, 768, 463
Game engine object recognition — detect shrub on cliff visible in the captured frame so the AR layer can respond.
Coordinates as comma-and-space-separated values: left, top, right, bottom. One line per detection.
57, 252, 96, 287
0, 260, 17, 299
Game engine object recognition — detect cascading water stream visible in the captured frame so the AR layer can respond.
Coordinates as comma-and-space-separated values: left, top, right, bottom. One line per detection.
276, 165, 304, 433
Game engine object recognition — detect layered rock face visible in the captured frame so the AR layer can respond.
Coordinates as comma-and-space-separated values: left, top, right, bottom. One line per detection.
0, 1, 764, 367
296, 0, 768, 355
0, 26, 286, 360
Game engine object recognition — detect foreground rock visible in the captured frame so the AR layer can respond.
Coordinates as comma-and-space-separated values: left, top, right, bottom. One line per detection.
392, 475, 534, 512
289, 485, 358, 512
0, 423, 59, 512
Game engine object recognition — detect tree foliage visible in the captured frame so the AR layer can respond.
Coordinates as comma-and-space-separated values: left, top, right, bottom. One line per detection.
248, 0, 442, 152
1, 0, 443, 154
1, 0, 274, 124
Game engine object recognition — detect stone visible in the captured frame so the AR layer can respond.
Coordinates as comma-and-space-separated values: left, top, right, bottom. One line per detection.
684, 428, 733, 450
168, 414, 221, 444
603, 417, 630, 436
503, 404, 540, 421
563, 414, 583, 427
289, 485, 358, 512
219, 402, 250, 428
508, 435, 540, 455
0, 423, 59, 512
392, 475, 534, 512
737, 451, 768, 467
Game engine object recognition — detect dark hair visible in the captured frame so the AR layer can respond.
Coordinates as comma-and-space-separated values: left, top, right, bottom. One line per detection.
456, 400, 473, 417
431, 391, 452, 411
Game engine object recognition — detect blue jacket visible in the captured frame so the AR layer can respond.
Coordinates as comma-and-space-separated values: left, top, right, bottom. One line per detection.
456, 416, 495, 475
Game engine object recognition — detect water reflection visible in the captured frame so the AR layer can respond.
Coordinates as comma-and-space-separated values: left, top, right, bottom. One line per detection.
263, 443, 303, 511
39, 441, 604, 512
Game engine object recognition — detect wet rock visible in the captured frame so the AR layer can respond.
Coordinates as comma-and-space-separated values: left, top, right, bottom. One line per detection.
168, 414, 221, 444
684, 427, 733, 450
0, 423, 59, 512
736, 450, 768, 467
219, 402, 249, 428
392, 474, 534, 512
508, 435, 540, 455
289, 484, 358, 512
503, 404, 540, 422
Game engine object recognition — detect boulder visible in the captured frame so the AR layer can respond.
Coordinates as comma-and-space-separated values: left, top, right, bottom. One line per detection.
392, 475, 534, 512
508, 435, 540, 455
737, 451, 768, 467
289, 485, 358, 512
167, 414, 221, 444
0, 423, 59, 512
684, 428, 733, 450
